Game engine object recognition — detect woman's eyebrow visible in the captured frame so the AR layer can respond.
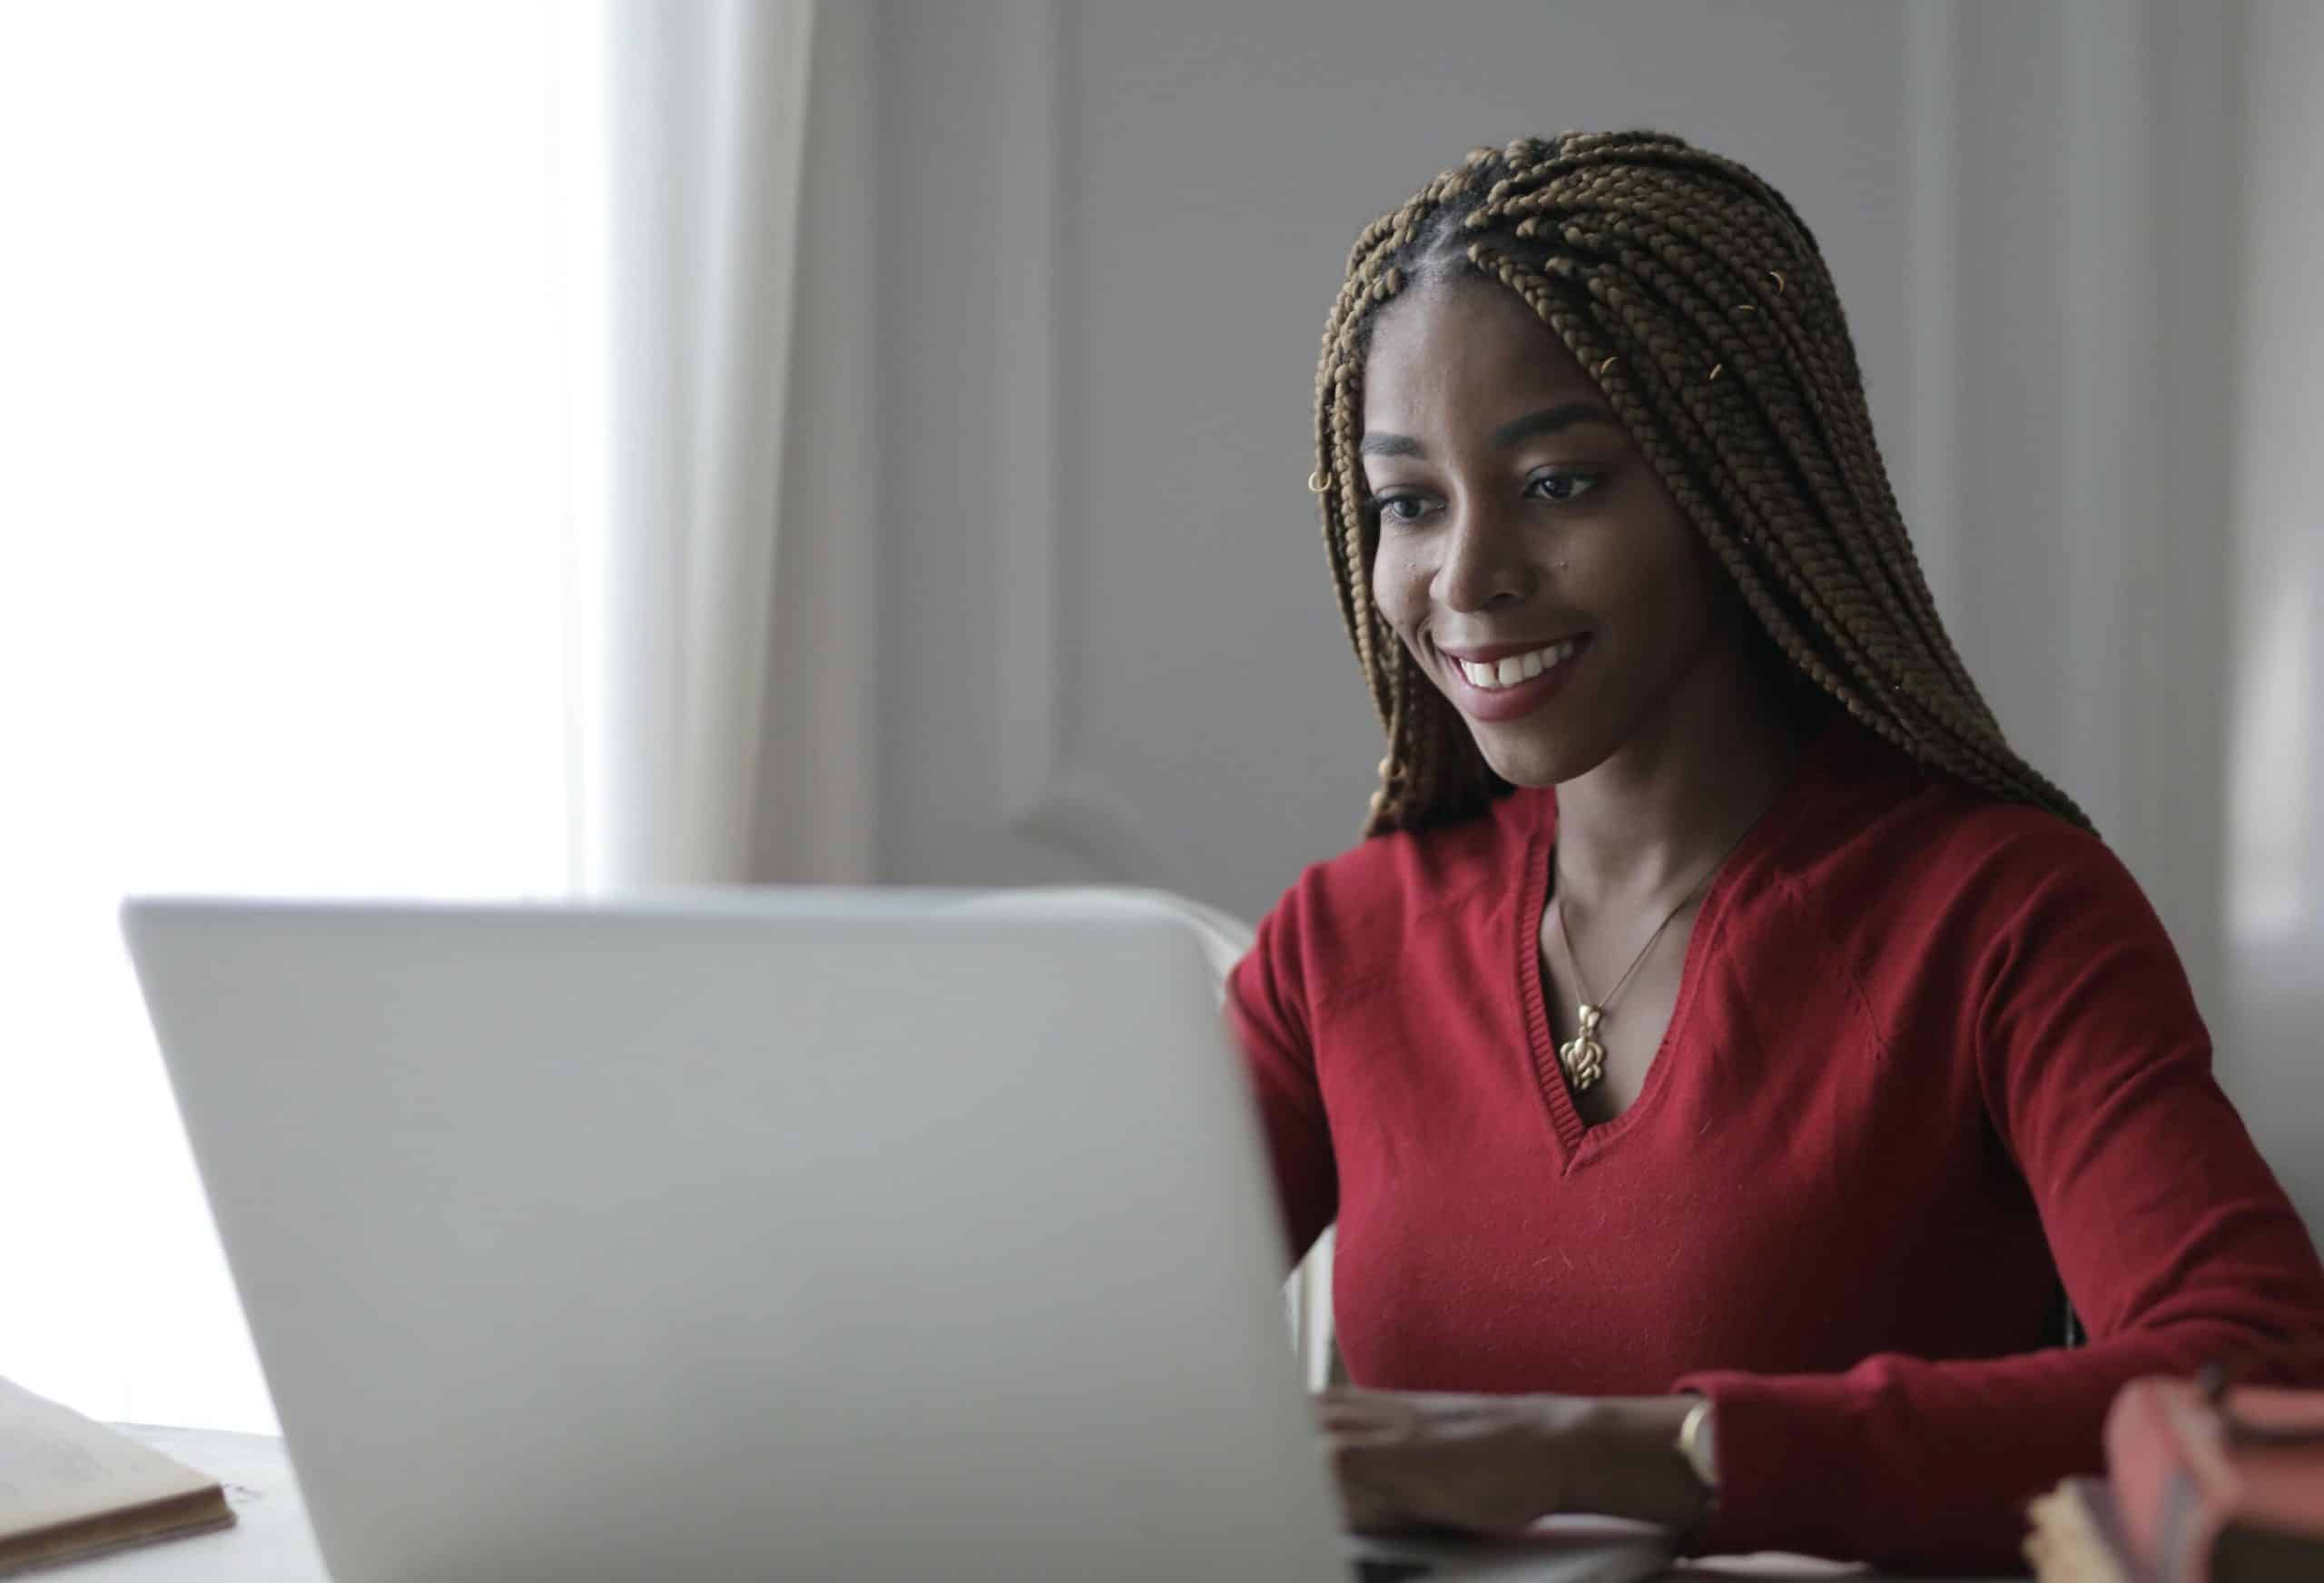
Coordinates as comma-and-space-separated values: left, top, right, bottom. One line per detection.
1357, 401, 1622, 459
1488, 402, 1621, 448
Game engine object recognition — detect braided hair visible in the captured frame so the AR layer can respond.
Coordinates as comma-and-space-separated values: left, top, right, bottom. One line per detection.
1315, 131, 2090, 839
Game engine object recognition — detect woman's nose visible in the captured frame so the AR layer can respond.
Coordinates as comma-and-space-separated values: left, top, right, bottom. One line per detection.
1431, 499, 1535, 613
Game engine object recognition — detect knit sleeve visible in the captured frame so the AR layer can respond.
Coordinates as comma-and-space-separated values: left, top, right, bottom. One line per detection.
1226, 879, 1338, 1269
1673, 826, 2324, 1572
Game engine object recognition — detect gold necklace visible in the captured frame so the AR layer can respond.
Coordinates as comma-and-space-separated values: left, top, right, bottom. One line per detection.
1551, 838, 1743, 1094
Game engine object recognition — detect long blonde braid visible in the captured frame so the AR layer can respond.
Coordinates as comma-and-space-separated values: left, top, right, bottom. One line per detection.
1316, 132, 2090, 838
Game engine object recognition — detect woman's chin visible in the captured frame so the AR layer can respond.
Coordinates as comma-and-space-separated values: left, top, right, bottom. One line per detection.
1462, 713, 1623, 790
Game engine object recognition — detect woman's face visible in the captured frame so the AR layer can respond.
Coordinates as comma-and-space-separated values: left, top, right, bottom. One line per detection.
1362, 278, 1744, 788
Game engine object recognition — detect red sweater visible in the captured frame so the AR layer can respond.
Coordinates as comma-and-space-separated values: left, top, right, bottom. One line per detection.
1228, 710, 2324, 1571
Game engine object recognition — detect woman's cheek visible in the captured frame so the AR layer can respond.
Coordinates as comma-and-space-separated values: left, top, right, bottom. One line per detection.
1371, 546, 1428, 628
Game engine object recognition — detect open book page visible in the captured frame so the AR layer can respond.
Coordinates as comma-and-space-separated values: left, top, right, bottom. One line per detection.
0, 1375, 232, 1572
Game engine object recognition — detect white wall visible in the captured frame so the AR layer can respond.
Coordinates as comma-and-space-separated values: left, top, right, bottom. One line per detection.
2228, 1, 2324, 1234
872, 0, 1917, 917
861, 1, 2316, 1233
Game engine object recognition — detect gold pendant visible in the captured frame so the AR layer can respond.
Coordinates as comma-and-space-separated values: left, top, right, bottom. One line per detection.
1559, 1002, 1607, 1092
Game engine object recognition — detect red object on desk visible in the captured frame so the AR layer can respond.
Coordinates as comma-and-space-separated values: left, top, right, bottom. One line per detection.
2103, 1374, 2324, 1581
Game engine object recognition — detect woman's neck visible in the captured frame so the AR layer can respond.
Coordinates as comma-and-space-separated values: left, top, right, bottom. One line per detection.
1549, 643, 1817, 911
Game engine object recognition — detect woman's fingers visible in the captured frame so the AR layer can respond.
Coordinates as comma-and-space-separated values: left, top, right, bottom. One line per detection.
1331, 1443, 1419, 1533
1314, 1385, 1423, 1440
1340, 1484, 1411, 1536
1320, 1391, 1450, 1529
1317, 1409, 1403, 1441
1315, 1388, 1574, 1538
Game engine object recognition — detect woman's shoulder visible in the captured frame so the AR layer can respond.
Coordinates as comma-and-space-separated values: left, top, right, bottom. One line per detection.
1781, 711, 2145, 936
1246, 788, 1541, 1001
1288, 784, 1536, 917
1756, 717, 2197, 1085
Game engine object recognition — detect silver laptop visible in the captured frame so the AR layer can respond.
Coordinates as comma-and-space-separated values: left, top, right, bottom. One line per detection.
122, 890, 1673, 1583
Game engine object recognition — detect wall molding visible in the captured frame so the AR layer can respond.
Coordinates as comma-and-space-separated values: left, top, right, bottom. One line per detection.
1904, 1, 2228, 1009
1900, 0, 1964, 628
2057, 0, 2230, 1011
974, 3, 2230, 952
990, 0, 1154, 882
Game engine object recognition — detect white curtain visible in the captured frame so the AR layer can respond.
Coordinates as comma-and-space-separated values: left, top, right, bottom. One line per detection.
1, 4, 578, 1433
0, 0, 830, 1432
558, 0, 821, 890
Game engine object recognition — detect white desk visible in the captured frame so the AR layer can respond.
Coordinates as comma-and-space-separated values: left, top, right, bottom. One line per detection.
57, 1426, 2023, 1582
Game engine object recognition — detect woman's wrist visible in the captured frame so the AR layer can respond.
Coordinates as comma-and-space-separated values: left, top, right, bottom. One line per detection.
1551, 1394, 1715, 1530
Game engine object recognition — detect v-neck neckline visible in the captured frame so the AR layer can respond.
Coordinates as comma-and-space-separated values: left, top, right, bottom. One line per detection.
1511, 716, 1834, 1167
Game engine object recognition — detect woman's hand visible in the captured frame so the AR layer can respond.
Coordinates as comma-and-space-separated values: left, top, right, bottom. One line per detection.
1315, 1386, 1706, 1537
1318, 1386, 1580, 1535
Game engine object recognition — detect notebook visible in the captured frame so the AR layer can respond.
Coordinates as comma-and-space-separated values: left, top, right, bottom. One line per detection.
0, 1374, 233, 1576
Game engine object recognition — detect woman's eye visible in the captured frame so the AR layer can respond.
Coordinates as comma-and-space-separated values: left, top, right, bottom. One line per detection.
1529, 469, 1601, 504
1368, 494, 1433, 526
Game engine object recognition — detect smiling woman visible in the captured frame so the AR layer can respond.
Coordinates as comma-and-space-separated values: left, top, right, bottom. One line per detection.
1361, 287, 1749, 788
1231, 131, 2324, 1571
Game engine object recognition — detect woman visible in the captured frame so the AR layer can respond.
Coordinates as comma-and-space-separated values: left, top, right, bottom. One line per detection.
1229, 130, 2324, 1571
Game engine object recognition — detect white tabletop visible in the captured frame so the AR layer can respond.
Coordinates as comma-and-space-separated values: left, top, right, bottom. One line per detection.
48, 1426, 2021, 1582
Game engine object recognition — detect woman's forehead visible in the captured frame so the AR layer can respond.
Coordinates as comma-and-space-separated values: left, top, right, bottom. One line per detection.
1362, 280, 1601, 436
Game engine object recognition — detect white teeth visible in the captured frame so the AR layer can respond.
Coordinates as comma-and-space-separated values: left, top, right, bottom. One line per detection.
1455, 638, 1581, 691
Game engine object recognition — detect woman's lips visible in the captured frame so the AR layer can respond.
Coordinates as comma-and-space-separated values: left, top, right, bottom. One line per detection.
1441, 635, 1590, 722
